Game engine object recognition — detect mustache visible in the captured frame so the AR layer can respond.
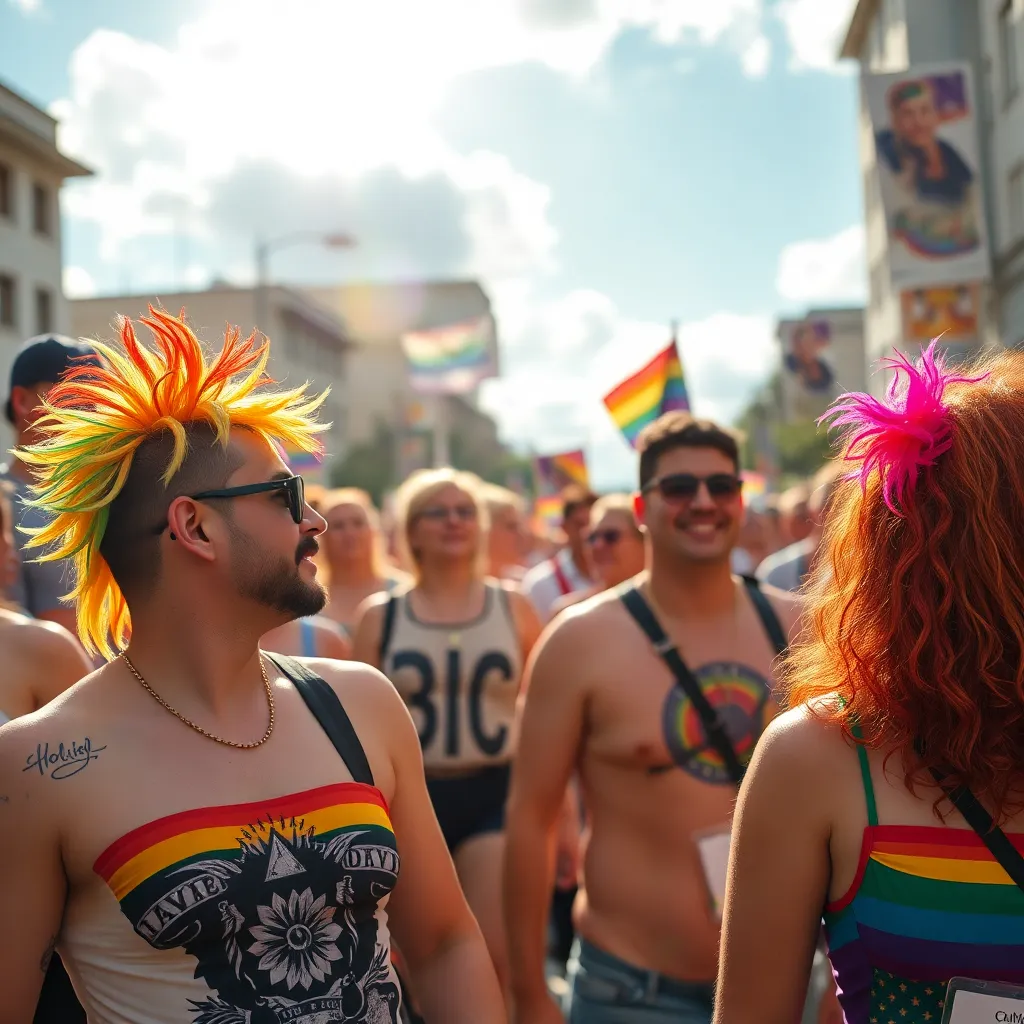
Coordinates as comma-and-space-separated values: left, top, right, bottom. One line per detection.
296, 537, 320, 564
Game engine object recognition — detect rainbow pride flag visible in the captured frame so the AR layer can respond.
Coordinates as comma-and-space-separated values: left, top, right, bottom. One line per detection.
532, 494, 563, 533
603, 341, 690, 448
401, 314, 495, 394
534, 449, 590, 493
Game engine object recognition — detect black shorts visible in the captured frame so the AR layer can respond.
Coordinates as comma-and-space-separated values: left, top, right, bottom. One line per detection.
426, 763, 511, 854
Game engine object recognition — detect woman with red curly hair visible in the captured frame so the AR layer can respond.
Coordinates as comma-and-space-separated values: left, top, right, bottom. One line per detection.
714, 343, 1024, 1024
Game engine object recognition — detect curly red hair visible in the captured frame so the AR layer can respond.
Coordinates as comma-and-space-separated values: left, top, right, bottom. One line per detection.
787, 347, 1024, 820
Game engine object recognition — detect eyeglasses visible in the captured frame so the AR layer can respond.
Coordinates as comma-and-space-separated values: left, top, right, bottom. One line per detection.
642, 473, 742, 503
191, 475, 306, 524
419, 504, 478, 523
586, 528, 624, 547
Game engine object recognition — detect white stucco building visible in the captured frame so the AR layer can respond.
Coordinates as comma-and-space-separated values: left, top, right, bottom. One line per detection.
0, 80, 92, 448
840, 0, 1024, 382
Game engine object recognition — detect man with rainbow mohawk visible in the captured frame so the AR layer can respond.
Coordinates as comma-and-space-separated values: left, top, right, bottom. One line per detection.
0, 310, 504, 1024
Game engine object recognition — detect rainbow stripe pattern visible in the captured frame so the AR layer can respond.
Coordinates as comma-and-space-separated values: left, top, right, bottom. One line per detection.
603, 341, 690, 448
825, 825, 1024, 1024
534, 449, 590, 493
401, 314, 495, 394
93, 783, 402, 1023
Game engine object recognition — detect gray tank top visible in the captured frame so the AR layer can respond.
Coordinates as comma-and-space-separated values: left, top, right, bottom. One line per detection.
381, 582, 522, 772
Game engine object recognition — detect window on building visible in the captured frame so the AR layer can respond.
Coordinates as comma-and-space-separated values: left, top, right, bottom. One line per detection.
1001, 0, 1021, 103
0, 164, 11, 220
1010, 163, 1024, 242
0, 275, 15, 328
32, 183, 50, 235
34, 287, 52, 334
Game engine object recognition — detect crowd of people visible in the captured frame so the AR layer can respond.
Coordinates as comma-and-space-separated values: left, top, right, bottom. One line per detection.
1, 313, 1023, 1024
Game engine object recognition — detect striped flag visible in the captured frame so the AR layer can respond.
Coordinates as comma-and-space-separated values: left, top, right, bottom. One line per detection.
603, 341, 690, 449
401, 314, 496, 394
534, 449, 590, 494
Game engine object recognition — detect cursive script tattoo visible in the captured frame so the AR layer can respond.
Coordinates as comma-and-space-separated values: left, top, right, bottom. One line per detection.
23, 738, 106, 780
40, 933, 58, 973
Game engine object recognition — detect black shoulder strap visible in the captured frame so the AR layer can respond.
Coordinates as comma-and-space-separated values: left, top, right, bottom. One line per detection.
929, 764, 1024, 896
742, 575, 788, 658
619, 585, 746, 785
265, 652, 374, 787
379, 593, 398, 665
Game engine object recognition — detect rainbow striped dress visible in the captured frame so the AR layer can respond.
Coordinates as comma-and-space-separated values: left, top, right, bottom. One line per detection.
824, 745, 1024, 1024
64, 782, 402, 1024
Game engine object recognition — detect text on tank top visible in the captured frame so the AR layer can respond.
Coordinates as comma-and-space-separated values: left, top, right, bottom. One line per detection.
60, 658, 403, 1024
382, 582, 523, 771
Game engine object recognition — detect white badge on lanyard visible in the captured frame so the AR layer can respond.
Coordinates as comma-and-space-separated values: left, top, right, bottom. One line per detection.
941, 978, 1024, 1024
694, 824, 732, 920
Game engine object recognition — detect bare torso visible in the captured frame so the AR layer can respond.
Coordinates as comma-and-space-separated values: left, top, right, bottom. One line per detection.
570, 580, 797, 981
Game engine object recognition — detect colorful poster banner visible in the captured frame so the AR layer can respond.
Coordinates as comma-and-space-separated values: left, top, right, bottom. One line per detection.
900, 283, 981, 345
401, 314, 496, 395
863, 62, 990, 287
603, 341, 690, 449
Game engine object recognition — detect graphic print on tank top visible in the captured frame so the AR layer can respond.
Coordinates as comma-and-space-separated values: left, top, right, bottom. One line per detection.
661, 661, 772, 784
383, 585, 522, 771
93, 783, 401, 1024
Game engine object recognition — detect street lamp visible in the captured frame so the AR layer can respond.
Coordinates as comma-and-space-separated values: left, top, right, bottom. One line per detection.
254, 230, 357, 333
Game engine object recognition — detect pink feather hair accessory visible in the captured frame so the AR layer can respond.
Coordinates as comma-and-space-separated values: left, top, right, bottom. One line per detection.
821, 339, 987, 515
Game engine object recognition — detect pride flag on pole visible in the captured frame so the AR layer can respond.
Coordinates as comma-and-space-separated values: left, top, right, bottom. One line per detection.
401, 314, 496, 394
603, 340, 690, 448
534, 449, 590, 493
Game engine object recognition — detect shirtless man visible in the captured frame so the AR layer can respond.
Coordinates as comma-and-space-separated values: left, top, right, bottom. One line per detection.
504, 412, 802, 1024
0, 310, 503, 1023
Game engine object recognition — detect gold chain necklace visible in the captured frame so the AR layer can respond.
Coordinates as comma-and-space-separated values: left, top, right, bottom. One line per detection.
120, 652, 275, 749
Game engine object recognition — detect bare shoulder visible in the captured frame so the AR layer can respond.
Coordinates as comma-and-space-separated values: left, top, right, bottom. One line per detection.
750, 702, 856, 782
532, 587, 628, 659
301, 657, 407, 724
0, 610, 81, 659
355, 590, 392, 626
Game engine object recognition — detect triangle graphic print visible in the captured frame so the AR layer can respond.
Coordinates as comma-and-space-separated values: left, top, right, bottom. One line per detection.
264, 833, 307, 881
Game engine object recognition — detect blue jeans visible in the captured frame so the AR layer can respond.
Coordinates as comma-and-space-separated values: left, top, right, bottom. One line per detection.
564, 939, 714, 1024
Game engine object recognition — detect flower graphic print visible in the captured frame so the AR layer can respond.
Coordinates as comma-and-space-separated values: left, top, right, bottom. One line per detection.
249, 888, 344, 991
93, 783, 402, 1023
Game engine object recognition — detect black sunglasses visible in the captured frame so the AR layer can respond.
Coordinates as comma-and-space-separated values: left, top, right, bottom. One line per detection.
191, 475, 306, 524
642, 472, 742, 502
586, 527, 624, 546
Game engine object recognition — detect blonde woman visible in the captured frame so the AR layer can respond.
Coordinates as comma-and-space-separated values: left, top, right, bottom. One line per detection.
481, 483, 530, 581
319, 488, 408, 635
353, 468, 543, 995
550, 493, 646, 616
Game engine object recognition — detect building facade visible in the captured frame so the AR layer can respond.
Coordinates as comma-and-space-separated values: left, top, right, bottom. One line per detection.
0, 80, 92, 449
70, 286, 353, 482
840, 0, 1024, 387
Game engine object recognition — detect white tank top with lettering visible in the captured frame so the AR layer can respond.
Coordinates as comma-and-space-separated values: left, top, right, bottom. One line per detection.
381, 582, 523, 773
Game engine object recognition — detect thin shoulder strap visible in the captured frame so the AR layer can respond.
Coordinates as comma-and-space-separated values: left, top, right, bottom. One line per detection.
299, 618, 316, 658
741, 576, 788, 657
849, 722, 878, 827
619, 584, 746, 785
378, 593, 399, 665
265, 652, 374, 786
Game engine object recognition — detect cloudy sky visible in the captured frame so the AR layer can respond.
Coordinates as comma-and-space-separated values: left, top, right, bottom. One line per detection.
2, 0, 865, 488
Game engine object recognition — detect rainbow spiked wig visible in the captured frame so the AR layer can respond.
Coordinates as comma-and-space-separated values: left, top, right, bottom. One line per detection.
17, 307, 328, 659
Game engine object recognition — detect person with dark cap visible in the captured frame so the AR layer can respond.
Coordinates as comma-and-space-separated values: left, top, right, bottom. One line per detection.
1, 333, 98, 634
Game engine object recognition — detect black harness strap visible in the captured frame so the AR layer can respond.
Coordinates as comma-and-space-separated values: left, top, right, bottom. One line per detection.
266, 652, 375, 787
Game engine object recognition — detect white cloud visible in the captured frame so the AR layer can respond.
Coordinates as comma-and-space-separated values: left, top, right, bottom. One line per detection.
775, 224, 866, 305
62, 265, 96, 299
8, 0, 41, 13
774, 0, 858, 72
742, 35, 773, 77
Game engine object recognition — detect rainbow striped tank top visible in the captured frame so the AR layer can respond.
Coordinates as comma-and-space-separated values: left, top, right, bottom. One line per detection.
824, 743, 1024, 1024
66, 782, 402, 1024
